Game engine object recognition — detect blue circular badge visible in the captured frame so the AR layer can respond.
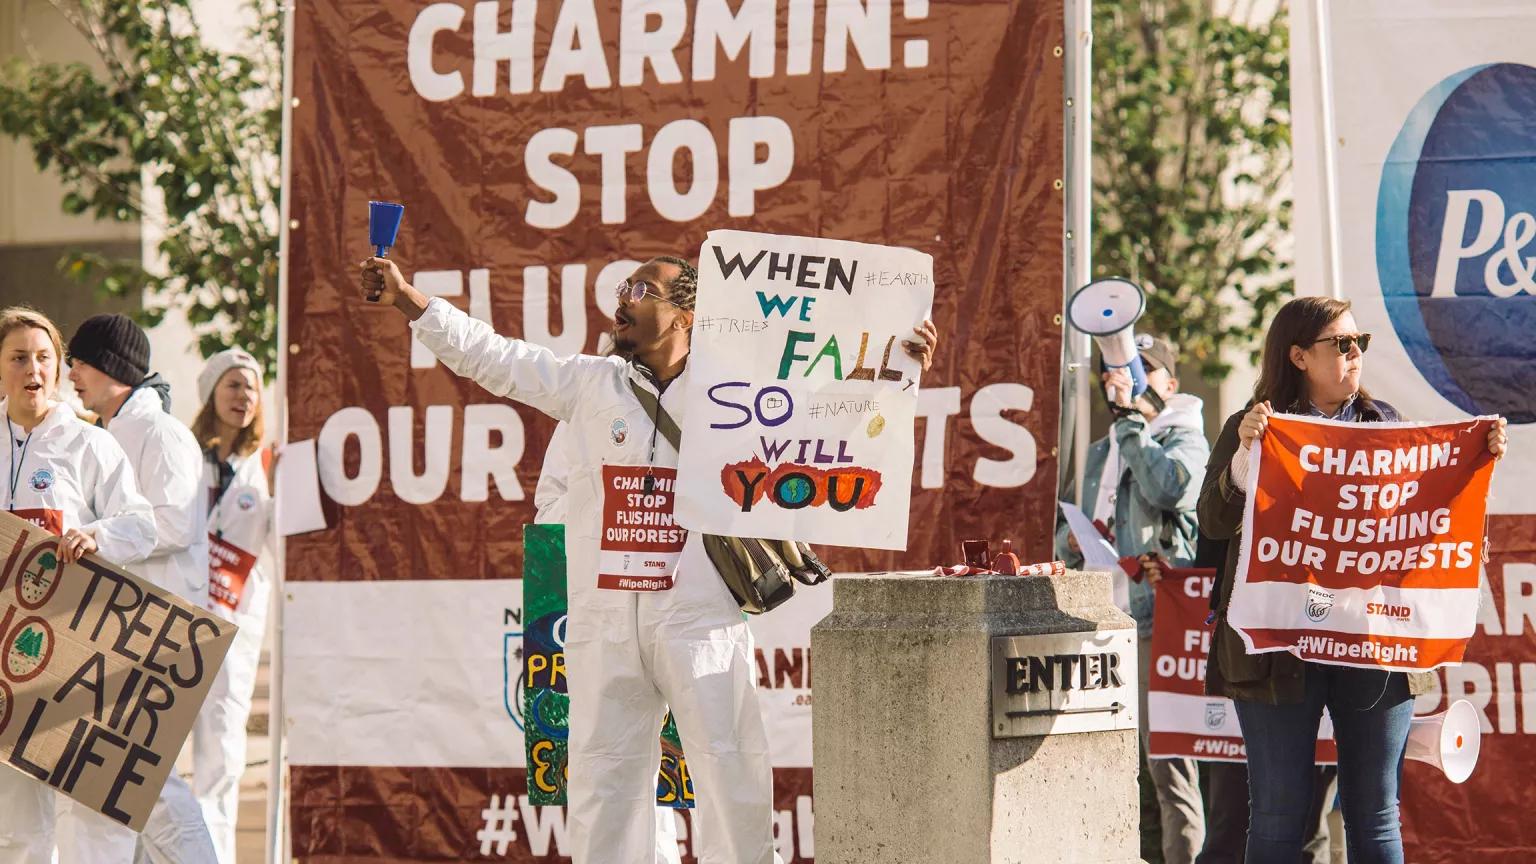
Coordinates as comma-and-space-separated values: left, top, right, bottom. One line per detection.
28, 469, 52, 492
1377, 62, 1536, 424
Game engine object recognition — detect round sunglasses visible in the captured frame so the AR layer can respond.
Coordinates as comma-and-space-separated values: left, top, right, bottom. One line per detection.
1309, 333, 1371, 355
615, 279, 678, 306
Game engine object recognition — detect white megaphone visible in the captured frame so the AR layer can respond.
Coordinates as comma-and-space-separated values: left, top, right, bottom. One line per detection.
1405, 699, 1482, 784
1067, 278, 1148, 406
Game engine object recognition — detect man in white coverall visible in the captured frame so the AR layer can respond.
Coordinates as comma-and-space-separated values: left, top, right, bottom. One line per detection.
65, 314, 217, 863
362, 253, 935, 864
536, 344, 682, 864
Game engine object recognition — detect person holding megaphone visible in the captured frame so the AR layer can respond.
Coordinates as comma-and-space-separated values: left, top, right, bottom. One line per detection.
1198, 296, 1509, 864
1055, 332, 1211, 864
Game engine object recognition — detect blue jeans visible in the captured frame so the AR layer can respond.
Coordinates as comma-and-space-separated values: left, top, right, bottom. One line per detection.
1234, 663, 1413, 864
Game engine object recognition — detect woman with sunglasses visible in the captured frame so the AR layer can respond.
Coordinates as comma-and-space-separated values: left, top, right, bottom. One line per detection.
1197, 296, 1507, 864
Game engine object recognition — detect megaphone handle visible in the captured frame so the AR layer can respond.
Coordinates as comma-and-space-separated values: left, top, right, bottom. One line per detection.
375, 245, 390, 258
1128, 355, 1148, 397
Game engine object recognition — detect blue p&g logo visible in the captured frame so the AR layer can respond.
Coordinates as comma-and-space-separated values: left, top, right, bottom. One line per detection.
1376, 63, 1536, 424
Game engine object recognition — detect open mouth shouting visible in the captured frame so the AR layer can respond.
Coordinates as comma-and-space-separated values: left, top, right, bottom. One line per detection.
614, 308, 635, 333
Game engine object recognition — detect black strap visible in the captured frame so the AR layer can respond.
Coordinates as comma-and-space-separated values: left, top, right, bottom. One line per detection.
628, 378, 682, 452
206, 447, 237, 509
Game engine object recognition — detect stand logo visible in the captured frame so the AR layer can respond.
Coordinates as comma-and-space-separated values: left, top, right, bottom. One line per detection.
1377, 63, 1536, 424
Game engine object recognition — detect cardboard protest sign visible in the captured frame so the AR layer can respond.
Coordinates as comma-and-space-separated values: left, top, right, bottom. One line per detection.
0, 510, 235, 830
521, 524, 691, 808
1229, 414, 1497, 671
675, 230, 934, 550
1147, 569, 1336, 764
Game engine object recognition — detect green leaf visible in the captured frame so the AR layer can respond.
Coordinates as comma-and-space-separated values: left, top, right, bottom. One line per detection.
1092, 0, 1293, 381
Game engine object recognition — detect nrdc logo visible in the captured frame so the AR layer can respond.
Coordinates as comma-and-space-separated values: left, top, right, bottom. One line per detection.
1376, 62, 1536, 425
1305, 585, 1335, 624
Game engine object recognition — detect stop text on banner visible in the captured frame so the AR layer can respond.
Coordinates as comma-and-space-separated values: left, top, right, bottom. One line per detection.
407, 1, 931, 228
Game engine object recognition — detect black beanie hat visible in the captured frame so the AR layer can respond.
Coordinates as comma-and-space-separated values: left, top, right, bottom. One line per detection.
67, 314, 150, 388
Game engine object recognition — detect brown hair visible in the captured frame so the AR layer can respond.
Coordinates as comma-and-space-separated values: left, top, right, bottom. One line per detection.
0, 307, 65, 386
1253, 296, 1371, 411
192, 369, 265, 458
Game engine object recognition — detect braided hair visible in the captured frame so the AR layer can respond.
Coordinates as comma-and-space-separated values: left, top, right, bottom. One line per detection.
651, 255, 698, 310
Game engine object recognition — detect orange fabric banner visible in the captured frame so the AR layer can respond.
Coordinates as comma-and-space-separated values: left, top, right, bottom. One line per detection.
1229, 414, 1497, 671
1147, 569, 1337, 764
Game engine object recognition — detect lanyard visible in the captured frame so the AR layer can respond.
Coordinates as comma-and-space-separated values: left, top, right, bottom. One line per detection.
206, 449, 239, 539
207, 448, 236, 508
639, 372, 670, 494
7, 418, 33, 511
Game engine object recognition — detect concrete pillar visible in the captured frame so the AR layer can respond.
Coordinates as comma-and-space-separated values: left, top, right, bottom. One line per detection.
811, 571, 1143, 864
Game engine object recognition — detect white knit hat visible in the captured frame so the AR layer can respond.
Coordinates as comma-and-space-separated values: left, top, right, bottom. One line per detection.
198, 348, 264, 405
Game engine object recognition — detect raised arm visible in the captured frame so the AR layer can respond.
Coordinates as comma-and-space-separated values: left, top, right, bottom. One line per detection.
361, 257, 597, 422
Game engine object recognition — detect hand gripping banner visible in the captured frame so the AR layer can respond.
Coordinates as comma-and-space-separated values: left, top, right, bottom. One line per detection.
1228, 414, 1497, 671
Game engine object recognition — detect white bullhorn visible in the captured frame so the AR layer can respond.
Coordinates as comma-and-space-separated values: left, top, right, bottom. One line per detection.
1405, 699, 1482, 784
1067, 278, 1147, 405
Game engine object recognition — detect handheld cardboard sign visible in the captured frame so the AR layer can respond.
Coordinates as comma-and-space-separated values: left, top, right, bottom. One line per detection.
0, 511, 236, 830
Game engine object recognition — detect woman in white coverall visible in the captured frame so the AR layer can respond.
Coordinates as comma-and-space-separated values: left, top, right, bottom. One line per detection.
362, 254, 936, 864
0, 307, 157, 864
188, 348, 273, 864
65, 313, 217, 863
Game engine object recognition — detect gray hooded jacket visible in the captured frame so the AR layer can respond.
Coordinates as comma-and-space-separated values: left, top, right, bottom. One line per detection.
1054, 394, 1211, 637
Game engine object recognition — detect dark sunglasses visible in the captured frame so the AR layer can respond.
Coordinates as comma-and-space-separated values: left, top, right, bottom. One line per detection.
1309, 333, 1371, 355
615, 279, 678, 306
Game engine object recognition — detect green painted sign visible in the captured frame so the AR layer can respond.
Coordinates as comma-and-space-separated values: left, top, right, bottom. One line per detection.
522, 524, 693, 808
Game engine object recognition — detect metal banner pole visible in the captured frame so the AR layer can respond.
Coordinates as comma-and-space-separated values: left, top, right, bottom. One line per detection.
268, 1, 298, 861
1313, 0, 1346, 300
1063, 0, 1094, 501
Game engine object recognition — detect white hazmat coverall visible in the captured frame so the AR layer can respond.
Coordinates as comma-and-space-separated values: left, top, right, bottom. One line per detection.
413, 298, 781, 864
535, 422, 683, 864
0, 401, 156, 864
56, 387, 217, 864
190, 449, 272, 863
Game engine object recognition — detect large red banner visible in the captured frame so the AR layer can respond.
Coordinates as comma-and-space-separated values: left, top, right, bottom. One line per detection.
1403, 514, 1536, 863
283, 0, 1065, 860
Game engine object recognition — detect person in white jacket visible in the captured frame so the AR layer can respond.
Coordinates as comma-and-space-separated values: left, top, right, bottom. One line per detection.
0, 307, 157, 864
362, 254, 936, 864
188, 347, 274, 864
536, 350, 682, 864
63, 314, 216, 863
